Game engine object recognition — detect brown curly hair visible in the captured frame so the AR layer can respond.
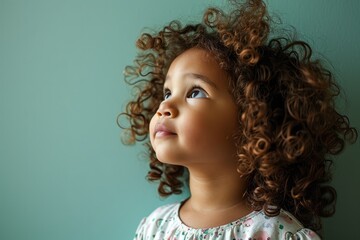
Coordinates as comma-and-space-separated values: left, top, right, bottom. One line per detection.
118, 0, 357, 233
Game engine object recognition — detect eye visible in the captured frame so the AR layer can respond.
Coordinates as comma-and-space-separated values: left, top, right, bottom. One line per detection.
163, 89, 171, 100
188, 87, 208, 98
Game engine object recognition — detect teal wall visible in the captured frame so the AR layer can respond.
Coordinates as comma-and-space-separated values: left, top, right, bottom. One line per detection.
0, 0, 359, 239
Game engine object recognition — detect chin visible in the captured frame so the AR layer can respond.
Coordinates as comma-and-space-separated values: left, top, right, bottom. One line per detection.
156, 153, 186, 166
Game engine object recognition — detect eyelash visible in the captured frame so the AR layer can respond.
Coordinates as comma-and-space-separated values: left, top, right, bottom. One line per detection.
163, 85, 208, 100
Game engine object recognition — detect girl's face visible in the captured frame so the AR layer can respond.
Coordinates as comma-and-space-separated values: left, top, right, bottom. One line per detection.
149, 48, 239, 169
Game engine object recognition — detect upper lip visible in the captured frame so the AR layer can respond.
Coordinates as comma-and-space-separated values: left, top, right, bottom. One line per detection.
154, 123, 176, 135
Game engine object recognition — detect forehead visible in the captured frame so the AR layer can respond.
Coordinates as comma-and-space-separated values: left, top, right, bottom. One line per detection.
168, 48, 215, 70
164, 48, 228, 86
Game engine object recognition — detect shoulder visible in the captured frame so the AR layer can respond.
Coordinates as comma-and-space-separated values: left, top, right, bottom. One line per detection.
147, 202, 180, 219
133, 203, 181, 240
244, 209, 321, 240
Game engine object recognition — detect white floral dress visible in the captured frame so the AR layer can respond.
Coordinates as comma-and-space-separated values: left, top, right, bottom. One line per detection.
134, 202, 321, 240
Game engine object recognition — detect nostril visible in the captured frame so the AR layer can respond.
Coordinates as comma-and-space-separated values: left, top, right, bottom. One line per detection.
156, 110, 172, 117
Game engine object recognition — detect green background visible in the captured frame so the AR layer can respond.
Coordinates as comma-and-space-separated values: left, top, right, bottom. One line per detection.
0, 0, 359, 239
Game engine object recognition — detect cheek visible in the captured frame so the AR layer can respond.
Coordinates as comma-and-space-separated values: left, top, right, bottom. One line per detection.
181, 114, 222, 145
181, 108, 238, 148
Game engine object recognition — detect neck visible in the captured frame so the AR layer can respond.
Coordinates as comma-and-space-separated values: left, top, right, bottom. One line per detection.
185, 164, 249, 212
178, 164, 253, 228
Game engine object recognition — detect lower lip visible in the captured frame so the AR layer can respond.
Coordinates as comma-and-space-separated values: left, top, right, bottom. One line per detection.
155, 131, 176, 138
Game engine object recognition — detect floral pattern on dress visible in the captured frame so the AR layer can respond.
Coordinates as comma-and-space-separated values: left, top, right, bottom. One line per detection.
134, 203, 321, 240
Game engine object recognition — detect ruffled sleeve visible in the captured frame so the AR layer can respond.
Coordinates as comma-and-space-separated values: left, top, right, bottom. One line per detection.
277, 209, 321, 240
286, 228, 321, 240
133, 217, 146, 240
133, 203, 181, 240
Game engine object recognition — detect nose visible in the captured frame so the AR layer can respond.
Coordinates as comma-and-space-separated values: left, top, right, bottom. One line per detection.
156, 101, 178, 118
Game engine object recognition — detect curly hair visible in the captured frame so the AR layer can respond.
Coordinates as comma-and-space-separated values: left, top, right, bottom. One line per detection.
118, 0, 357, 233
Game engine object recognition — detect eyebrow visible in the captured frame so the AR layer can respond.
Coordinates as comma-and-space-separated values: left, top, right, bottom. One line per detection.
166, 73, 218, 89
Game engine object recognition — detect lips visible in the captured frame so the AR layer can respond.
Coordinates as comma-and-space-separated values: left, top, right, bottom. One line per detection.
154, 123, 177, 138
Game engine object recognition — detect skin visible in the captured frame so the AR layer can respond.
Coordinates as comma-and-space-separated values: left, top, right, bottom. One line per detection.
149, 48, 252, 228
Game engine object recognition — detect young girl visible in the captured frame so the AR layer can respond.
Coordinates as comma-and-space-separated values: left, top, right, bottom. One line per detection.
119, 0, 357, 239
